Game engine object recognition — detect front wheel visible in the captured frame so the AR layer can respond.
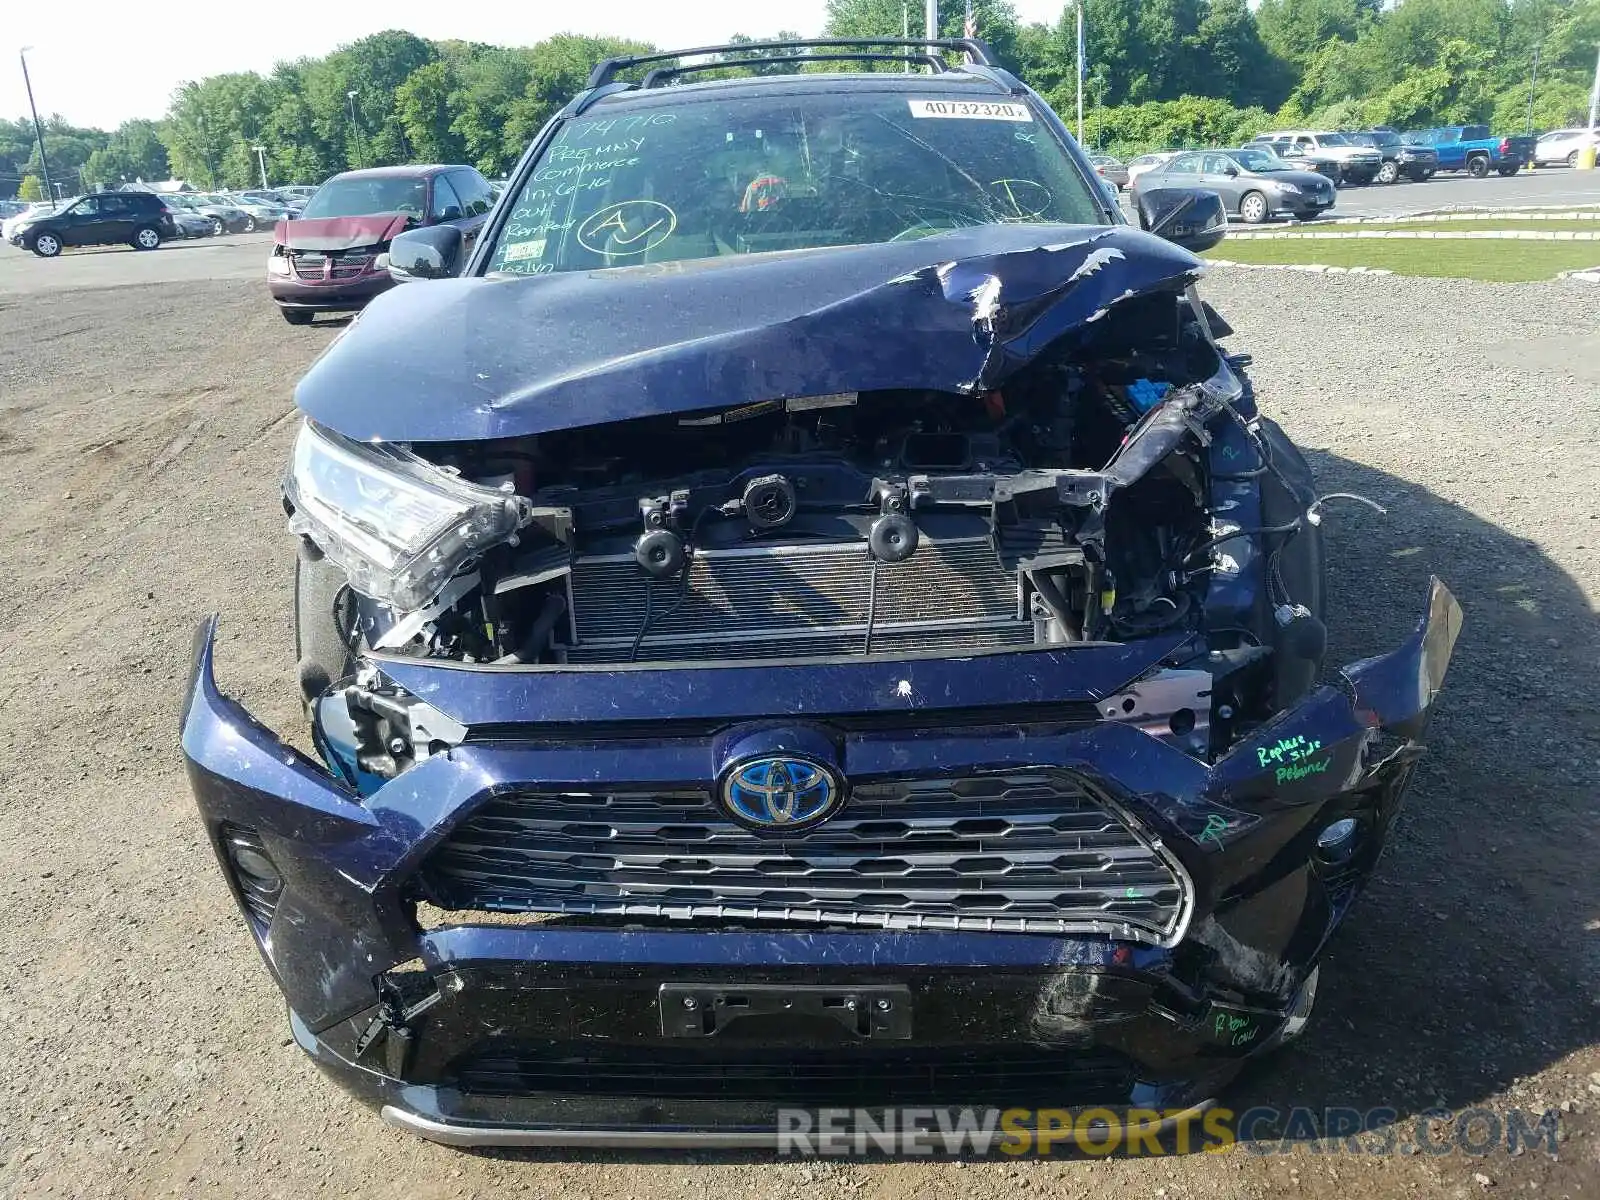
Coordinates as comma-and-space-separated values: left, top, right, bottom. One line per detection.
132, 226, 161, 251
209, 216, 225, 237
243, 215, 258, 232
1497, 164, 1521, 177
1376, 160, 1399, 184
1238, 191, 1270, 224
1466, 155, 1490, 178
29, 231, 61, 257
1569, 150, 1581, 168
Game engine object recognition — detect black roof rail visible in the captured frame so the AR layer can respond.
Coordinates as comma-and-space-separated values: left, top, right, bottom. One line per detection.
638, 51, 951, 88
587, 37, 996, 90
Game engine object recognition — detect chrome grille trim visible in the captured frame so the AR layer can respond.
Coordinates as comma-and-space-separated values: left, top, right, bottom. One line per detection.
417, 772, 1194, 944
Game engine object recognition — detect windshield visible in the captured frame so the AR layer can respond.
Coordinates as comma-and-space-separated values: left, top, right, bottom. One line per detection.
1315, 133, 1351, 146
302, 176, 426, 220
1403, 129, 1440, 145
488, 91, 1104, 275
1233, 148, 1292, 171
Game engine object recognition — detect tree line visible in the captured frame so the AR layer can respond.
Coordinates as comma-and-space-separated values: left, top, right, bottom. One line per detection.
4, 0, 1598, 199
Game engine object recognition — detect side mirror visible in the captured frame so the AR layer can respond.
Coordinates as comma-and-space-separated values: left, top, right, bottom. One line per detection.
388, 224, 464, 282
1221, 164, 1239, 177
1135, 187, 1227, 254
439, 205, 463, 222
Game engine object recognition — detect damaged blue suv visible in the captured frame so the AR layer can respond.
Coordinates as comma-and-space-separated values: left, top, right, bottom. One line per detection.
181, 38, 1460, 1149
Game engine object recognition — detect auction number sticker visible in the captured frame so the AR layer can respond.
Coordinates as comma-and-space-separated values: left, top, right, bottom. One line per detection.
908, 99, 1033, 121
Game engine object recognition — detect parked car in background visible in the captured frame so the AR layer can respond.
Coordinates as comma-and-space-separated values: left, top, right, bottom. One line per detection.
1088, 153, 1129, 191
1348, 130, 1437, 183
1403, 126, 1532, 177
7, 191, 175, 256
1125, 150, 1178, 187
268, 164, 496, 324
0, 199, 29, 221
1250, 131, 1381, 184
241, 189, 306, 216
3, 200, 66, 243
169, 206, 215, 238
1533, 127, 1600, 167
1246, 138, 1343, 185
193, 193, 260, 232
230, 194, 294, 227
1137, 146, 1336, 223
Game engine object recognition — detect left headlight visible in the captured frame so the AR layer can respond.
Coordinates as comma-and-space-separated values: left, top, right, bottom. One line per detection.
1275, 181, 1303, 195
283, 420, 530, 611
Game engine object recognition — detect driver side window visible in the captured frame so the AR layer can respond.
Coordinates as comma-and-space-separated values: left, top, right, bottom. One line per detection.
429, 176, 463, 222
69, 197, 101, 217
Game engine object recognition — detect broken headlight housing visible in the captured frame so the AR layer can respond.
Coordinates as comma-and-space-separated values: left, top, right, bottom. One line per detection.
284, 420, 528, 611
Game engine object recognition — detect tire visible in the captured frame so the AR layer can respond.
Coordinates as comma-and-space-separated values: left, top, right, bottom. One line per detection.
281, 307, 315, 326
1376, 160, 1399, 184
1407, 168, 1430, 182
1421, 168, 1436, 180
1568, 150, 1580, 168
1238, 191, 1269, 224
243, 215, 257, 232
29, 231, 61, 258
1466, 155, 1490, 179
1497, 164, 1520, 177
209, 216, 225, 237
132, 226, 161, 251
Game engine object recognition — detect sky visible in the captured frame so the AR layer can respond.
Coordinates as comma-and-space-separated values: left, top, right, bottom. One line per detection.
5, 1, 1073, 131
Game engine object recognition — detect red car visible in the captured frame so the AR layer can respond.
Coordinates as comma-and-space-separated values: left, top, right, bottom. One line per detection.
268, 165, 495, 324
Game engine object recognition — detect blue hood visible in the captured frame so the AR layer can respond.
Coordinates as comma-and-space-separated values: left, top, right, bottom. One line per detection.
295, 223, 1202, 443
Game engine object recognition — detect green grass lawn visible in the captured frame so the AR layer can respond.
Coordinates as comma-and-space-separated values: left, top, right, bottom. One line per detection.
1206, 237, 1600, 282
1271, 218, 1600, 234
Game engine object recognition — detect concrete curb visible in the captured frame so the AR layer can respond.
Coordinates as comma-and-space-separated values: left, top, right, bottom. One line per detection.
1227, 229, 1600, 241
1560, 267, 1600, 282
1307, 206, 1600, 226
1206, 260, 1394, 275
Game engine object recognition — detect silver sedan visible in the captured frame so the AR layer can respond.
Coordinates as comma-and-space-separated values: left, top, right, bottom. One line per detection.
1134, 147, 1337, 223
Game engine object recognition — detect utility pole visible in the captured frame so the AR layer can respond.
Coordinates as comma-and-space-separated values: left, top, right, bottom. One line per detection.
1590, 42, 1599, 133
1075, 1, 1086, 144
253, 145, 268, 190
1525, 44, 1540, 137
925, 0, 938, 44
903, 2, 911, 72
18, 48, 55, 206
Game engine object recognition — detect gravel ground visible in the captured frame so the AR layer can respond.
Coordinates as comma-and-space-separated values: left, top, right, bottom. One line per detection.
0, 268, 1596, 1199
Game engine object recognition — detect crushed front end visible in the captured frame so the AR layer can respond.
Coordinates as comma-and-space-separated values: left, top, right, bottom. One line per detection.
184, 226, 1459, 1147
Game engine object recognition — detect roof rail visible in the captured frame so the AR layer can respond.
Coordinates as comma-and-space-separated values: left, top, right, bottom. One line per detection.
638, 51, 951, 88
587, 37, 996, 90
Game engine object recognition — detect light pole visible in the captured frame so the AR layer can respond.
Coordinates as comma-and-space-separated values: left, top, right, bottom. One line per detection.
18, 47, 55, 205
252, 145, 268, 190
1525, 43, 1540, 138
346, 90, 361, 166
1075, 1, 1086, 145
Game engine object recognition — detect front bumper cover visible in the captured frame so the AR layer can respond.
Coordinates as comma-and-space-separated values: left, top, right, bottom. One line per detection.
181, 580, 1459, 1147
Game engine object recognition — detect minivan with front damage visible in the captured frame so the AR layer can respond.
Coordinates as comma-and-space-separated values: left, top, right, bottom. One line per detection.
184, 37, 1459, 1150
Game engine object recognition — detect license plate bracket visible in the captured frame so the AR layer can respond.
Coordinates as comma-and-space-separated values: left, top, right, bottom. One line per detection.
659, 983, 912, 1039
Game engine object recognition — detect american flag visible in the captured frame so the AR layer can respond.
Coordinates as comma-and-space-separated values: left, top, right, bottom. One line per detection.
964, 0, 977, 38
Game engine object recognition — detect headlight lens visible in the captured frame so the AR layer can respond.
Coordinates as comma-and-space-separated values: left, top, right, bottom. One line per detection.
1276, 182, 1302, 195
283, 420, 529, 611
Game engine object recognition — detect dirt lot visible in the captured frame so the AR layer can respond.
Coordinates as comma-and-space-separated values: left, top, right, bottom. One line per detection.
0, 262, 1596, 1199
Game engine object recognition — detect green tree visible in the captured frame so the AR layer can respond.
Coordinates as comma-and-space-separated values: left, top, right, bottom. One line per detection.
18, 174, 43, 201
395, 62, 464, 162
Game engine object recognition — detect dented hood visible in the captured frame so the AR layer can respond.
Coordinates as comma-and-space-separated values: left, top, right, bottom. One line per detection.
275, 212, 411, 252
295, 223, 1202, 443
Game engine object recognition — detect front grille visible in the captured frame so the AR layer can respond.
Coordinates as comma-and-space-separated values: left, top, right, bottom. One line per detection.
453, 1043, 1134, 1106
289, 249, 376, 279
564, 534, 1027, 663
416, 772, 1190, 942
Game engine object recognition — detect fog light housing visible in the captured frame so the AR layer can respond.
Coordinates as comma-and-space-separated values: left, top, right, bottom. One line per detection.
1315, 817, 1361, 861
220, 824, 283, 929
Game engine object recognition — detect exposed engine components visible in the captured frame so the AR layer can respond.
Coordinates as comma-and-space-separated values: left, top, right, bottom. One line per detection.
868, 512, 919, 563
635, 528, 686, 579
742, 473, 797, 530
